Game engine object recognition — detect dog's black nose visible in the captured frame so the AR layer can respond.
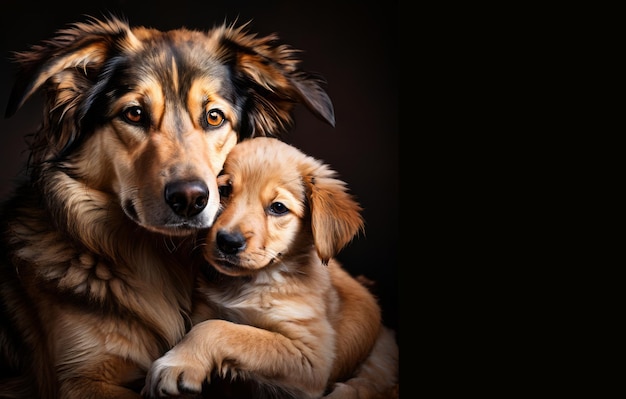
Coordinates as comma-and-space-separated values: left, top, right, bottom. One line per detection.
216, 230, 246, 255
164, 180, 209, 217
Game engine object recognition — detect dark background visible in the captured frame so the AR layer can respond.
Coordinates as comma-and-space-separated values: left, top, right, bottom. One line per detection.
0, 0, 399, 346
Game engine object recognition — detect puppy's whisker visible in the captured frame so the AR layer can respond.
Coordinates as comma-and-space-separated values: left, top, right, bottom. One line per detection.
251, 248, 282, 261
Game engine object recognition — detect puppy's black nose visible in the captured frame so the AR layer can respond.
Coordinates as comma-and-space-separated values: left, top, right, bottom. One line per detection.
165, 180, 209, 217
216, 230, 246, 255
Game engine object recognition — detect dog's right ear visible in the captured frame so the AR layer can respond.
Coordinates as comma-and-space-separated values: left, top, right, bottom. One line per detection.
218, 23, 335, 138
5, 15, 139, 118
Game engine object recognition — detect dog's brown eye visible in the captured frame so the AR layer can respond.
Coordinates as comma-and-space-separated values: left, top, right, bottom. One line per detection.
206, 109, 225, 127
269, 202, 288, 215
122, 106, 145, 124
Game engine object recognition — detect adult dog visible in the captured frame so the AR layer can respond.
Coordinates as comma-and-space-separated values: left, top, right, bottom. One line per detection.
144, 137, 399, 399
0, 16, 334, 399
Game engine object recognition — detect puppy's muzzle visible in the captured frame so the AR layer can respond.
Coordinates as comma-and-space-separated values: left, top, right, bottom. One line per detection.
165, 180, 209, 218
216, 230, 247, 254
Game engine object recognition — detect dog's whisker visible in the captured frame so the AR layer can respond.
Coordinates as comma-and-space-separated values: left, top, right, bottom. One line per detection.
191, 241, 208, 254
162, 235, 179, 253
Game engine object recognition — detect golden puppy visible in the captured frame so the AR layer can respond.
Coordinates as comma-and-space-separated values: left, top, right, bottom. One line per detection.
144, 137, 399, 398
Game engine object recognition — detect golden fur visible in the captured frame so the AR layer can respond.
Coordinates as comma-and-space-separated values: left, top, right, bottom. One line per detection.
144, 137, 399, 399
0, 16, 334, 399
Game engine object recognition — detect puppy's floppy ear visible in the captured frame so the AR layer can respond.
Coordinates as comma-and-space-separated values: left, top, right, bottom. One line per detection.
304, 161, 364, 265
218, 22, 335, 138
4, 15, 141, 160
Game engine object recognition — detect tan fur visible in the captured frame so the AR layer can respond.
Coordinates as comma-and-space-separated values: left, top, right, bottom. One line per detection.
144, 137, 399, 398
0, 16, 334, 399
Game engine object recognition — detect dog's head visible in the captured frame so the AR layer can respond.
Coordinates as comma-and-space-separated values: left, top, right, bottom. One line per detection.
204, 137, 364, 276
5, 16, 335, 236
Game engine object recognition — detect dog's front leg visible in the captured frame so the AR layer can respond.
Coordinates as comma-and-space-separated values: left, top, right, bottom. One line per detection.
144, 319, 331, 399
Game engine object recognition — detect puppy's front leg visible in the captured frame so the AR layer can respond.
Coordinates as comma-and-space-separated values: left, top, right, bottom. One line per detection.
144, 319, 330, 398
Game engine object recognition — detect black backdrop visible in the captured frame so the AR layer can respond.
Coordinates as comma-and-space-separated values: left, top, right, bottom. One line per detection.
0, 0, 399, 346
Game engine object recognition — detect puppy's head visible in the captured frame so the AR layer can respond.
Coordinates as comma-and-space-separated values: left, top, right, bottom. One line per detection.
5, 16, 335, 236
204, 137, 364, 276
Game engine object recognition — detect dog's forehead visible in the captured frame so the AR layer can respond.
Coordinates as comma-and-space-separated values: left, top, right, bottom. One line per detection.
99, 29, 240, 121
124, 31, 230, 85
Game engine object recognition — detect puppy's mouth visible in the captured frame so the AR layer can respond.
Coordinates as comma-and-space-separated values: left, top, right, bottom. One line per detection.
209, 259, 251, 277
207, 245, 269, 276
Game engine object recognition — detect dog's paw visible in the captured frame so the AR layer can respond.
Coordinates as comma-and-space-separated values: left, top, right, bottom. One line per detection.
144, 353, 208, 398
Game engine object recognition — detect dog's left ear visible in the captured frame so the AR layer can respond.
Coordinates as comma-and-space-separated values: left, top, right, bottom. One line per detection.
304, 163, 364, 265
218, 23, 335, 138
4, 16, 141, 163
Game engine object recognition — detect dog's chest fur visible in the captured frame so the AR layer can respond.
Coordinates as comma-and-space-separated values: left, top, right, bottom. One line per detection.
3, 186, 196, 369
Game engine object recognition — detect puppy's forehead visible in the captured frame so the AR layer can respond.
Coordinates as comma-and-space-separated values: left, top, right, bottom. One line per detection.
227, 139, 307, 188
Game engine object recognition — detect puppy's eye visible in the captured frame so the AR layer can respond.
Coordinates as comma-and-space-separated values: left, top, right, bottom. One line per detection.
269, 202, 289, 215
206, 109, 225, 128
121, 106, 146, 125
218, 183, 232, 198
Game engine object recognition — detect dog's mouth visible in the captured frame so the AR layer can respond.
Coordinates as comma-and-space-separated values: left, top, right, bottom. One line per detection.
152, 221, 207, 236
122, 199, 215, 236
